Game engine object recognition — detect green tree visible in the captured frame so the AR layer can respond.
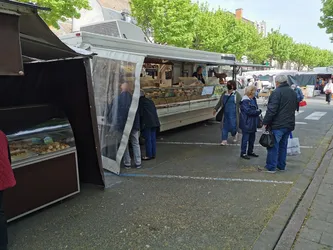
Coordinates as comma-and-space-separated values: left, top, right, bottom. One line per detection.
319, 0, 333, 41
130, 0, 199, 47
244, 27, 271, 64
317, 49, 333, 67
192, 6, 258, 60
267, 29, 294, 69
17, 0, 91, 29
290, 43, 316, 70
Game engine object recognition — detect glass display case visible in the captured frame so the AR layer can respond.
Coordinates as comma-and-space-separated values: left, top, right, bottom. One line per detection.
143, 86, 217, 107
7, 119, 75, 165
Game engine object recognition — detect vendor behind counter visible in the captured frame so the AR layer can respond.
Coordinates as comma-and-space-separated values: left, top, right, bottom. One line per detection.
192, 66, 205, 84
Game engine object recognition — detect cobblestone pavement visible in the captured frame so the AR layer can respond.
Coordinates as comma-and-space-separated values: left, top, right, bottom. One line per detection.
294, 157, 333, 250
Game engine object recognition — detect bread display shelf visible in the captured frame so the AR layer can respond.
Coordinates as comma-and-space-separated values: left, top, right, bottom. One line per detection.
143, 86, 214, 107
7, 119, 76, 167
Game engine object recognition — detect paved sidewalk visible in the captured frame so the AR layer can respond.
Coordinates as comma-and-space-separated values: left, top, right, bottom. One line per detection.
294, 156, 333, 250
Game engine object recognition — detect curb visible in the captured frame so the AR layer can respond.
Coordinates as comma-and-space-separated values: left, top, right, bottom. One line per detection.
275, 130, 333, 249
251, 124, 333, 250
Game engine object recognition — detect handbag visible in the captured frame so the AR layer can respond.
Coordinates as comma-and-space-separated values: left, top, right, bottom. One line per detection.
259, 129, 275, 148
257, 114, 263, 128
216, 93, 233, 122
299, 100, 307, 107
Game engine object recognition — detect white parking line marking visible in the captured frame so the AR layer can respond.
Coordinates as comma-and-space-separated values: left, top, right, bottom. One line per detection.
305, 112, 327, 120
157, 141, 314, 149
120, 173, 294, 185
261, 110, 303, 117
296, 122, 307, 125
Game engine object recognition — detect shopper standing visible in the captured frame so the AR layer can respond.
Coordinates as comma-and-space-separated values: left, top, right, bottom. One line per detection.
291, 84, 304, 112
139, 90, 160, 160
109, 83, 142, 169
262, 75, 297, 173
324, 79, 333, 105
213, 80, 242, 146
0, 130, 16, 250
239, 86, 262, 159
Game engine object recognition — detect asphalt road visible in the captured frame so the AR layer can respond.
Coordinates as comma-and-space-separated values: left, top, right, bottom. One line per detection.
7, 95, 333, 250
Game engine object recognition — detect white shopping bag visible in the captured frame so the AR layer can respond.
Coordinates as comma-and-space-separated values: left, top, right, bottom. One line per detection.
287, 133, 301, 156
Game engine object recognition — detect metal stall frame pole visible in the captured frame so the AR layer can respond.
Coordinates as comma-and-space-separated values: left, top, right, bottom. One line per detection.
232, 65, 236, 81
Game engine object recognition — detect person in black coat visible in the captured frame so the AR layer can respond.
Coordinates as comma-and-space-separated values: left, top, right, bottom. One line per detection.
139, 90, 160, 160
239, 86, 262, 159
262, 75, 297, 173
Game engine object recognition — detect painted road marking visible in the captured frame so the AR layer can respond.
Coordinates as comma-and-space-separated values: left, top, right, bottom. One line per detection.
157, 141, 313, 149
118, 173, 294, 185
305, 112, 327, 120
262, 110, 304, 117
296, 122, 307, 125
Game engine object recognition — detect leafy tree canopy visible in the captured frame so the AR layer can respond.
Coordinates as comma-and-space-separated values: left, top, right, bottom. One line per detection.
130, 0, 199, 47
267, 29, 294, 67
319, 0, 333, 41
17, 0, 91, 29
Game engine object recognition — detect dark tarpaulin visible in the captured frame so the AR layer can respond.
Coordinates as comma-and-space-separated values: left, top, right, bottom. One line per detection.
288, 74, 316, 87
0, 0, 84, 75
0, 13, 23, 75
0, 59, 104, 186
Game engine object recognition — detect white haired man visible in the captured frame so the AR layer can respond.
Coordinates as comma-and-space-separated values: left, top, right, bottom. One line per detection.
262, 75, 297, 173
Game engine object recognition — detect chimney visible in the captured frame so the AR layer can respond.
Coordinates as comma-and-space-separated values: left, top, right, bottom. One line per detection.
235, 8, 243, 20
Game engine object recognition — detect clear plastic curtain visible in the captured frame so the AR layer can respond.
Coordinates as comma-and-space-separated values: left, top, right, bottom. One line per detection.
91, 49, 144, 174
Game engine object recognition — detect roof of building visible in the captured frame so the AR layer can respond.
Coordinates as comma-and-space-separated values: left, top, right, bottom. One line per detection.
97, 0, 130, 11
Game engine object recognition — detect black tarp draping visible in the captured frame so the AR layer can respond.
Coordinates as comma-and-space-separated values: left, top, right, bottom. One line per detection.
0, 59, 104, 186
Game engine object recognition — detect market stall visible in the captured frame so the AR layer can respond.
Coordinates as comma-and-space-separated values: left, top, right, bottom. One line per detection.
0, 1, 104, 221
61, 30, 236, 133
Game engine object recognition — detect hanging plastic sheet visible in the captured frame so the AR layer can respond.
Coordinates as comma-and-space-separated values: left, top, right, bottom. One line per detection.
91, 48, 144, 174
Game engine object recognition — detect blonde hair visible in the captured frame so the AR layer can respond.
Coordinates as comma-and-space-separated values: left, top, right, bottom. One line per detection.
245, 85, 257, 97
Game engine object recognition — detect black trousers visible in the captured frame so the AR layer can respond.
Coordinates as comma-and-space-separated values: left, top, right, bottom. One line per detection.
0, 191, 7, 250
326, 93, 332, 103
296, 102, 300, 112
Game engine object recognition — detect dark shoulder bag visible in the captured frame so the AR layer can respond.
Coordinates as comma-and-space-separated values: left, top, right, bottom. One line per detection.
216, 93, 233, 122
259, 128, 275, 148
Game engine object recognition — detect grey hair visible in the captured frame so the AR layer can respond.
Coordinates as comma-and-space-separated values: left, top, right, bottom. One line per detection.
140, 89, 145, 97
275, 75, 288, 84
245, 85, 257, 96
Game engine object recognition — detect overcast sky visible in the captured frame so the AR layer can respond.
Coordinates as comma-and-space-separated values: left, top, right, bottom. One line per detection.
200, 0, 332, 50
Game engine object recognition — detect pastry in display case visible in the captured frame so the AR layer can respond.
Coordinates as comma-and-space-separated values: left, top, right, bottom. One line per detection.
7, 119, 75, 164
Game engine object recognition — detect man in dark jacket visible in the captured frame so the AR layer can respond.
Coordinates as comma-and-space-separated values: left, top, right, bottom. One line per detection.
139, 90, 160, 160
262, 75, 297, 173
108, 83, 141, 168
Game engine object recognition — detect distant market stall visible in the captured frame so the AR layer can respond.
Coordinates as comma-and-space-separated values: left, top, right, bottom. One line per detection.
0, 0, 104, 221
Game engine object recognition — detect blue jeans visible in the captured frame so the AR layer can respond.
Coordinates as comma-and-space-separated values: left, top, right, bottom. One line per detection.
241, 132, 256, 155
143, 128, 157, 158
266, 128, 291, 171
